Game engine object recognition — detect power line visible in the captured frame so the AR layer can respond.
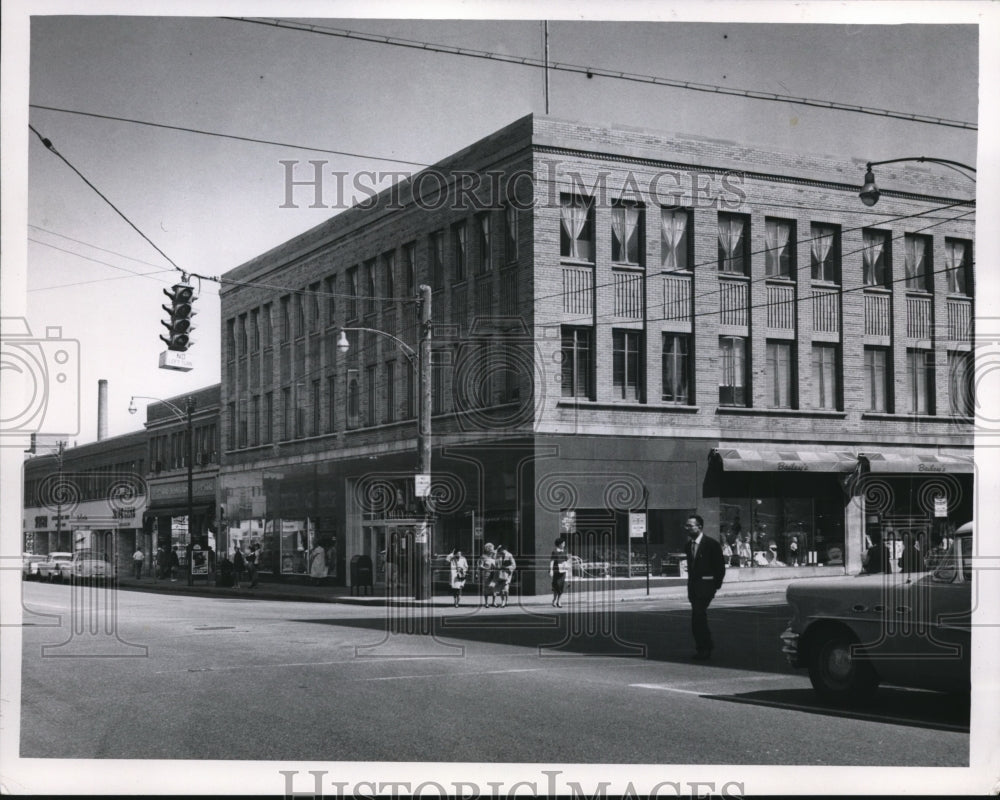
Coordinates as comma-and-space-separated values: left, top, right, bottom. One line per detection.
228, 17, 977, 132
29, 104, 430, 168
28, 124, 185, 275
28, 224, 174, 271
27, 238, 179, 289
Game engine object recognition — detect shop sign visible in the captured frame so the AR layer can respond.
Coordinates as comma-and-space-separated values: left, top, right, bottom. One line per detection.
934, 496, 948, 518
113, 507, 136, 520
777, 462, 808, 471
628, 511, 647, 538
34, 516, 48, 529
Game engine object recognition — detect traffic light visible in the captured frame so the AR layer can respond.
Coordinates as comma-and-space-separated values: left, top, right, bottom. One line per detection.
160, 283, 197, 351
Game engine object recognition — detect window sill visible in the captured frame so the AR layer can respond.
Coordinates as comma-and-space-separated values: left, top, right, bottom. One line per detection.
717, 406, 846, 419
718, 272, 750, 281
556, 399, 700, 413
861, 412, 954, 423
560, 257, 595, 267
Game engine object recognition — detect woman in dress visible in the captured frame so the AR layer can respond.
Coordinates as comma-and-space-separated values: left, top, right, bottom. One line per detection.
477, 543, 498, 607
549, 536, 570, 607
446, 548, 469, 607
494, 544, 516, 608
309, 542, 327, 583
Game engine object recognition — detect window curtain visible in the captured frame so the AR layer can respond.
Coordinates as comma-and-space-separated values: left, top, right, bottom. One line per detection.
812, 347, 837, 409
612, 205, 640, 262
905, 236, 926, 290
722, 338, 744, 389
765, 220, 791, 277
862, 232, 885, 286
718, 217, 744, 271
811, 228, 834, 280
945, 240, 966, 294
661, 210, 688, 270
561, 199, 589, 259
663, 336, 688, 402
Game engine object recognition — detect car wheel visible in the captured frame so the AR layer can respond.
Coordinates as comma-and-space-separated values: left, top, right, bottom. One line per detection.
807, 628, 879, 704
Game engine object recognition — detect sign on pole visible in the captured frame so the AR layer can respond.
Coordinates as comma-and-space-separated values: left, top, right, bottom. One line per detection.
414, 474, 431, 498
933, 495, 948, 518
629, 511, 647, 538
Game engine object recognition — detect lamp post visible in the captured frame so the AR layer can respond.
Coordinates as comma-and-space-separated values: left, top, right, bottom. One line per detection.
858, 156, 977, 206
336, 284, 433, 600
129, 395, 197, 584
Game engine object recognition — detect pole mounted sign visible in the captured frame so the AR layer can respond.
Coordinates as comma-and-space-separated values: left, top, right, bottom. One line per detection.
629, 511, 647, 538
414, 474, 431, 498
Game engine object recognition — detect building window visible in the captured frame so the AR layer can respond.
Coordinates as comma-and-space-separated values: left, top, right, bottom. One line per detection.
226, 319, 236, 362
504, 205, 518, 263
453, 222, 468, 282
281, 387, 291, 440
280, 295, 291, 341
810, 224, 840, 283
403, 242, 416, 295
324, 276, 336, 325
661, 333, 691, 404
383, 252, 396, 307
250, 309, 260, 352
612, 330, 642, 401
661, 208, 690, 272
347, 375, 359, 429
364, 260, 377, 316
294, 292, 305, 337
765, 219, 794, 278
812, 344, 839, 410
308, 282, 321, 329
365, 365, 377, 427
347, 267, 359, 320
560, 195, 594, 262
718, 213, 748, 275
432, 351, 445, 415
430, 231, 445, 290
326, 375, 336, 433
477, 214, 492, 274
385, 361, 396, 423
948, 351, 973, 415
262, 303, 273, 348
907, 349, 935, 415
862, 230, 890, 287
251, 395, 260, 447
864, 347, 890, 412
904, 234, 932, 292
311, 379, 321, 436
263, 392, 273, 443
238, 402, 248, 448
404, 359, 415, 419
227, 402, 236, 450
611, 202, 642, 265
945, 239, 971, 295
766, 341, 794, 408
561, 326, 593, 399
238, 314, 248, 356
719, 336, 748, 406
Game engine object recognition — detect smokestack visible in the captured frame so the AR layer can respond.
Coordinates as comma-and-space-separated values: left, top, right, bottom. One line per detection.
97, 379, 109, 441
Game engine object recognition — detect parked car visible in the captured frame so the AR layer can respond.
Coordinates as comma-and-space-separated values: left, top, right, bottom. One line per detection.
71, 554, 113, 581
22, 553, 48, 580
781, 523, 972, 703
37, 552, 74, 582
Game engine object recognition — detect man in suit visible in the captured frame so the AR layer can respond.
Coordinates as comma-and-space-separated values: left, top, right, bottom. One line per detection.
684, 513, 726, 660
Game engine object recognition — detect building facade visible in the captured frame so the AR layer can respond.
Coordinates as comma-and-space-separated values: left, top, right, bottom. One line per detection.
218, 115, 974, 594
22, 430, 148, 575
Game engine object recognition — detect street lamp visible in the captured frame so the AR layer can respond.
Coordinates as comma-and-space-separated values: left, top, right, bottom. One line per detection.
859, 156, 977, 206
129, 394, 197, 585
336, 285, 433, 600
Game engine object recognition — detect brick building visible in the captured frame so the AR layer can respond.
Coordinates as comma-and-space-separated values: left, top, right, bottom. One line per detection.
218, 114, 974, 594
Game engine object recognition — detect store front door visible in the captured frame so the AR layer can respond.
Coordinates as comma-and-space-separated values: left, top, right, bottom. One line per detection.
364, 522, 420, 591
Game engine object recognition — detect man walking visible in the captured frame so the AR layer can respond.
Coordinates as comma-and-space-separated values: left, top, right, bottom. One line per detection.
683, 514, 726, 660
132, 547, 145, 579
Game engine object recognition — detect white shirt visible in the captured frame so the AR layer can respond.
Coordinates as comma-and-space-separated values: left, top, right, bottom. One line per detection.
690, 532, 703, 559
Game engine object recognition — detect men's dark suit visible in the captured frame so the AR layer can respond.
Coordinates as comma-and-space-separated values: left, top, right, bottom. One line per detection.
684, 534, 727, 655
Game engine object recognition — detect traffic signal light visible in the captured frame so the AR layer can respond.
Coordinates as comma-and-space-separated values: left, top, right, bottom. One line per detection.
160, 283, 197, 351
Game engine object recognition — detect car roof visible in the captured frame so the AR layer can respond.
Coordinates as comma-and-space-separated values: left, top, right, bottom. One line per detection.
955, 521, 973, 535
48, 552, 73, 558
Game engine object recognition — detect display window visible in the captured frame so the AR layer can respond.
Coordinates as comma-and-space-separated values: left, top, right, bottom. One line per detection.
720, 494, 844, 568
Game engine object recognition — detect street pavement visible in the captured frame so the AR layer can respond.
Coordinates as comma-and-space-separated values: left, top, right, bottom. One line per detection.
17, 577, 969, 767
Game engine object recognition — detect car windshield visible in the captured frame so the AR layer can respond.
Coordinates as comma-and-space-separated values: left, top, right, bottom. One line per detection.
932, 534, 972, 584
961, 535, 972, 582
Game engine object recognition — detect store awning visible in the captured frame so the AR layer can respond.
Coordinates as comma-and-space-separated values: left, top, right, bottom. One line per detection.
712, 447, 859, 473
859, 452, 974, 474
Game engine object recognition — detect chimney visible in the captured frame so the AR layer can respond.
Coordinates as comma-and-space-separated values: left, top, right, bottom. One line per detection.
97, 379, 109, 441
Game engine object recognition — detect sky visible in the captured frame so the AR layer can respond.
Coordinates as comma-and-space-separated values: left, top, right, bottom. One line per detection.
6, 4, 989, 448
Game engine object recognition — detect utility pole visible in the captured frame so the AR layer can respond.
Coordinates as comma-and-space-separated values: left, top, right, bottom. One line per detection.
55, 440, 65, 552
543, 21, 550, 114
415, 284, 433, 600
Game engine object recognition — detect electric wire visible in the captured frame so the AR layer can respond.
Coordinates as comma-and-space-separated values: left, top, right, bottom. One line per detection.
27, 238, 177, 291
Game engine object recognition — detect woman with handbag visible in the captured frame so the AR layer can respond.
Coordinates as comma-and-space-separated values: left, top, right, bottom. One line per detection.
495, 544, 516, 608
549, 537, 570, 607
478, 543, 498, 607
446, 548, 469, 607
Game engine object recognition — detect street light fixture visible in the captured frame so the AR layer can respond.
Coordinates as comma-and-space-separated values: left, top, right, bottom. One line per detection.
859, 156, 977, 207
335, 285, 433, 600
130, 394, 198, 585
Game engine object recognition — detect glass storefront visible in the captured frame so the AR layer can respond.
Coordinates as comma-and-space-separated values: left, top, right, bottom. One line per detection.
720, 494, 844, 568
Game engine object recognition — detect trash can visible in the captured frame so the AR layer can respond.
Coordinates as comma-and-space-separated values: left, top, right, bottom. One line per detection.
350, 554, 374, 596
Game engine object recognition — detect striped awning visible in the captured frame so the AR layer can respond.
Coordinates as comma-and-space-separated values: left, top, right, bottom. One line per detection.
859, 452, 974, 474
712, 447, 859, 473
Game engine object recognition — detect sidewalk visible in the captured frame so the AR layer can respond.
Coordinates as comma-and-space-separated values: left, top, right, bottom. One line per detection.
107, 571, 854, 607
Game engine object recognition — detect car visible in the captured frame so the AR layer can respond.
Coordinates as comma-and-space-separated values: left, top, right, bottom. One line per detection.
36, 552, 74, 582
22, 553, 48, 580
780, 522, 973, 704
71, 554, 113, 581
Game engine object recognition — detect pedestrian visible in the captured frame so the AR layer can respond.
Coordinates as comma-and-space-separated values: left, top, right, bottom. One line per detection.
309, 541, 327, 583
787, 535, 800, 566
549, 536, 570, 607
246, 542, 261, 587
446, 548, 469, 606
478, 543, 498, 607
169, 545, 180, 581
495, 544, 516, 608
683, 514, 726, 660
232, 545, 245, 588
862, 533, 891, 574
132, 547, 145, 579
898, 533, 924, 574
156, 546, 166, 579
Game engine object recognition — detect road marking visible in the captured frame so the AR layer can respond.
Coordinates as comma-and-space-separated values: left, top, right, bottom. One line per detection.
153, 655, 459, 674
630, 683, 968, 732
352, 667, 546, 682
